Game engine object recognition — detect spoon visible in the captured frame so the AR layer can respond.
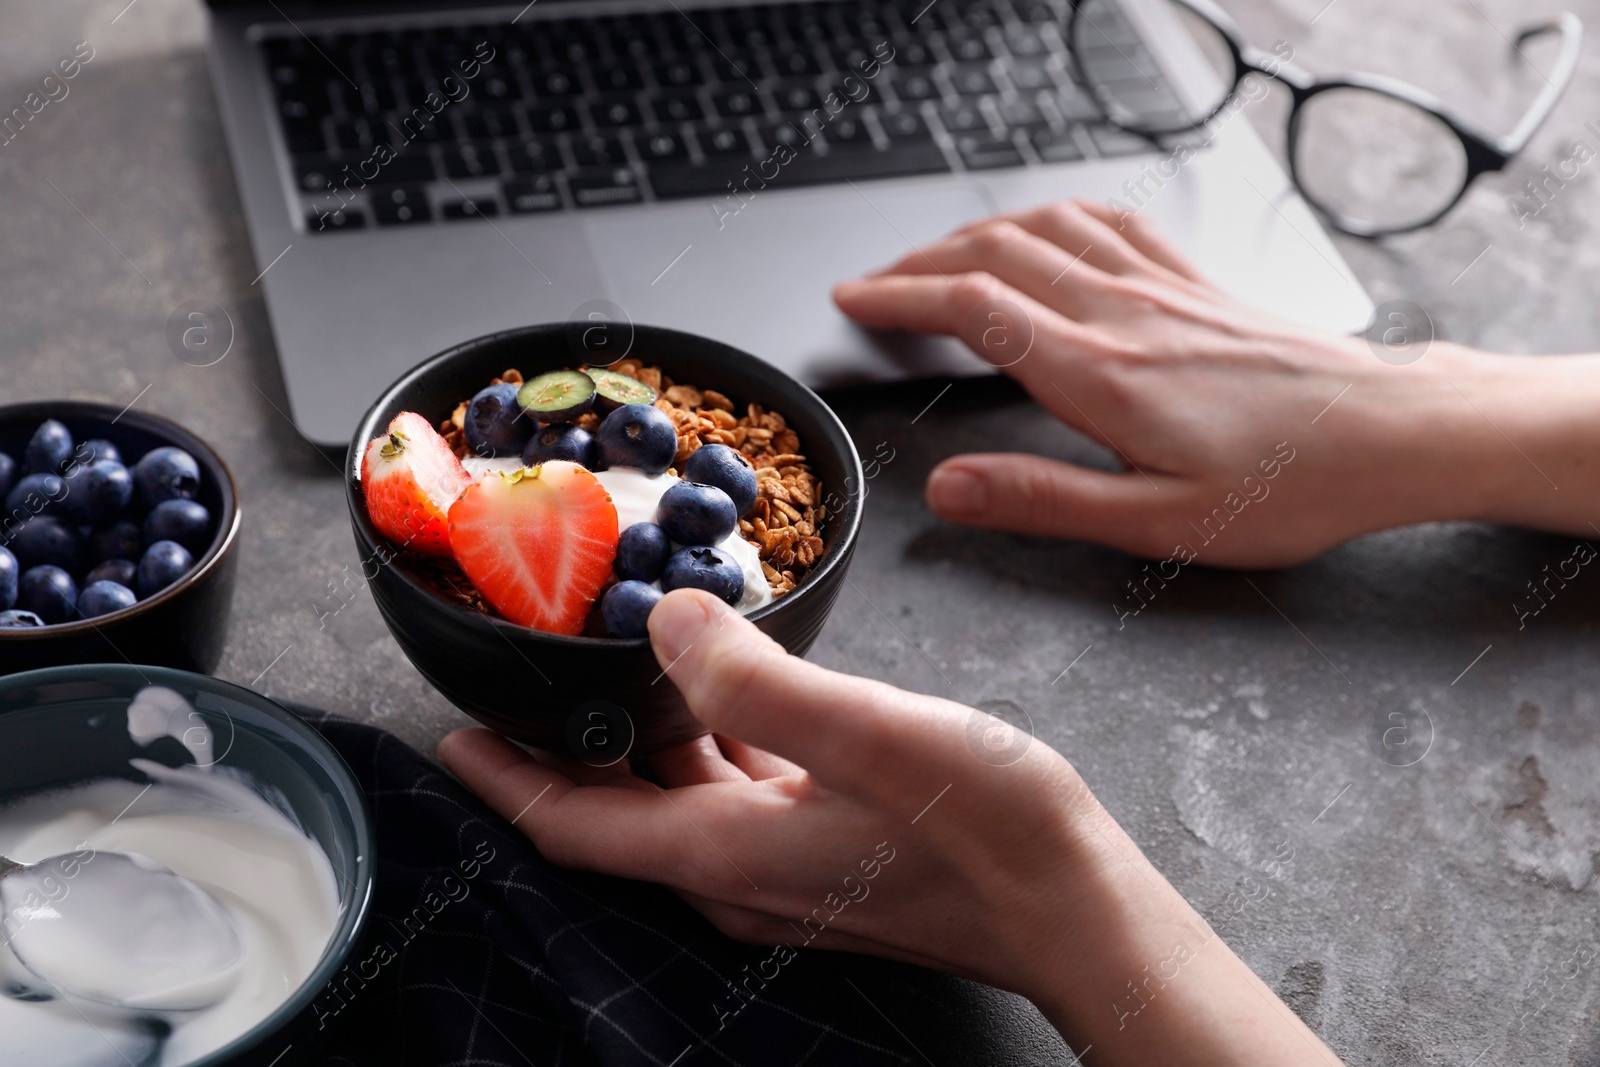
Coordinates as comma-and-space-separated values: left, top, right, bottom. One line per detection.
0, 849, 243, 1011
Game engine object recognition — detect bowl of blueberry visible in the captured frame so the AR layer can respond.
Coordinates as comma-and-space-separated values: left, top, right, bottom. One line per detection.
0, 401, 240, 674
347, 323, 863, 756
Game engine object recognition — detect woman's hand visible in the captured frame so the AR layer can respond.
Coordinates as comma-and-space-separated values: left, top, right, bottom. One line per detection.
440, 589, 1344, 1065
833, 200, 1600, 567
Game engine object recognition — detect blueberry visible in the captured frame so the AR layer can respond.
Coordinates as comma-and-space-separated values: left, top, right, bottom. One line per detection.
143, 499, 211, 554
656, 482, 737, 547
132, 447, 201, 510
0, 452, 14, 502
10, 517, 84, 573
661, 546, 745, 605
0, 610, 44, 628
83, 462, 135, 524
136, 540, 193, 598
4, 473, 67, 521
60, 460, 134, 525
19, 566, 77, 624
89, 520, 143, 564
595, 404, 677, 475
682, 444, 758, 516
615, 522, 671, 582
522, 423, 598, 469
0, 546, 15, 611
463, 383, 536, 458
80, 439, 122, 466
77, 580, 137, 619
601, 580, 664, 638
22, 420, 73, 476
85, 558, 138, 589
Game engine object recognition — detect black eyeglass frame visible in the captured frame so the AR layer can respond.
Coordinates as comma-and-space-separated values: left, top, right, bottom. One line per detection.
1067, 0, 1584, 237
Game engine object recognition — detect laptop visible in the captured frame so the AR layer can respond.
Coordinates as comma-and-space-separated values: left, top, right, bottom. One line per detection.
204, 0, 1373, 446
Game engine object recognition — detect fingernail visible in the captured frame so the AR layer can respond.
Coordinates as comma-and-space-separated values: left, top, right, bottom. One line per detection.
649, 589, 722, 664
833, 279, 866, 299
928, 466, 989, 517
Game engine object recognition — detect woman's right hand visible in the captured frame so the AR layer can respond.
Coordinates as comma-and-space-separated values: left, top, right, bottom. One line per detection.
441, 589, 1344, 1066
834, 200, 1600, 566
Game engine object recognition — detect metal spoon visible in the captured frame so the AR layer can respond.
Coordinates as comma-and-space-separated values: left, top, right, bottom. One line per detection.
0, 849, 242, 1011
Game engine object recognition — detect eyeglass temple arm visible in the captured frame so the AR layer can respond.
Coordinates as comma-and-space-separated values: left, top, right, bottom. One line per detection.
1500, 12, 1583, 155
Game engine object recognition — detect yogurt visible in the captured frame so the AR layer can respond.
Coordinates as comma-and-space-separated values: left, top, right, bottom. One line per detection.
461, 458, 772, 614
0, 688, 341, 1067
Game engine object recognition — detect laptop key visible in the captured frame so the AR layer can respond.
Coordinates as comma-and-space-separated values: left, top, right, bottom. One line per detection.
784, 141, 952, 185
372, 185, 433, 225
771, 51, 822, 77
638, 131, 689, 161
295, 157, 344, 194
711, 89, 761, 119
306, 207, 367, 232
506, 137, 558, 172
463, 106, 519, 140
944, 31, 992, 62
654, 59, 704, 88
699, 126, 753, 156
950, 66, 998, 96
997, 97, 1048, 130
590, 95, 644, 128
368, 151, 438, 185
533, 68, 579, 97
569, 167, 642, 207
822, 114, 871, 144
938, 102, 988, 134
524, 104, 578, 133
442, 198, 501, 220
771, 82, 823, 113
1089, 124, 1157, 157
648, 160, 736, 199
571, 134, 627, 167
957, 132, 1024, 169
596, 62, 643, 92
654, 90, 706, 123
443, 143, 502, 179
504, 174, 563, 212
1030, 127, 1085, 163
892, 73, 938, 101
1006, 60, 1057, 92
881, 109, 934, 143
281, 118, 326, 155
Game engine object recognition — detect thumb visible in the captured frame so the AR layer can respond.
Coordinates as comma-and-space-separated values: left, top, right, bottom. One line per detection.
647, 589, 942, 779
926, 453, 1175, 554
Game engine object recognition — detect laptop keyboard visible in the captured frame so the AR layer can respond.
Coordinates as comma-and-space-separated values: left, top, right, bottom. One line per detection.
260, 0, 1177, 232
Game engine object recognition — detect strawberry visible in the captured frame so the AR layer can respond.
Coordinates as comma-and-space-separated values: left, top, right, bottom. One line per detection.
448, 461, 619, 635
360, 411, 471, 557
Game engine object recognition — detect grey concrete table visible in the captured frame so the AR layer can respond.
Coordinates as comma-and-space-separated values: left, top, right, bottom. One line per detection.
4, 1, 1599, 1063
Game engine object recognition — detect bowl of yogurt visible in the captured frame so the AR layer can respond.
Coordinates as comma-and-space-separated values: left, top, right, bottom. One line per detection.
345, 323, 865, 756
0, 664, 374, 1067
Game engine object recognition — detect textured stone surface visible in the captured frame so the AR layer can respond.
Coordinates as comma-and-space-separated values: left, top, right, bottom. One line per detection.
2, 0, 1599, 1063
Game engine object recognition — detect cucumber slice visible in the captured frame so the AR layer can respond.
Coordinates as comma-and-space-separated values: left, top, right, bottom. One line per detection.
585, 367, 659, 409
518, 369, 596, 422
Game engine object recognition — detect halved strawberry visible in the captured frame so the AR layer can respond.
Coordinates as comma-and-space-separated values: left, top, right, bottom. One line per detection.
448, 461, 619, 635
360, 411, 471, 557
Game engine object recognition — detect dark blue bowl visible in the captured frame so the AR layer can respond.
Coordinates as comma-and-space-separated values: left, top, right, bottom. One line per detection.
0, 401, 241, 675
0, 664, 373, 1066
347, 323, 864, 756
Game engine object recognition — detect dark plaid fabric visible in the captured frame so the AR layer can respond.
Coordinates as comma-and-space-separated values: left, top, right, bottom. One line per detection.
291, 709, 916, 1067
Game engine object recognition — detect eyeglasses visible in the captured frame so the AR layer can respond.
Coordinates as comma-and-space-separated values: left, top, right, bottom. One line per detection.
1065, 0, 1584, 237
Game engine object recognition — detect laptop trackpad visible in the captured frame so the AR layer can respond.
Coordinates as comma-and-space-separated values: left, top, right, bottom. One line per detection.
583, 181, 997, 383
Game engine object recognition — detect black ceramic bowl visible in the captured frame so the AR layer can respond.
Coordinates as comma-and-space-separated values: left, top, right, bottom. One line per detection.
0, 664, 374, 1066
0, 401, 240, 674
347, 323, 863, 755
